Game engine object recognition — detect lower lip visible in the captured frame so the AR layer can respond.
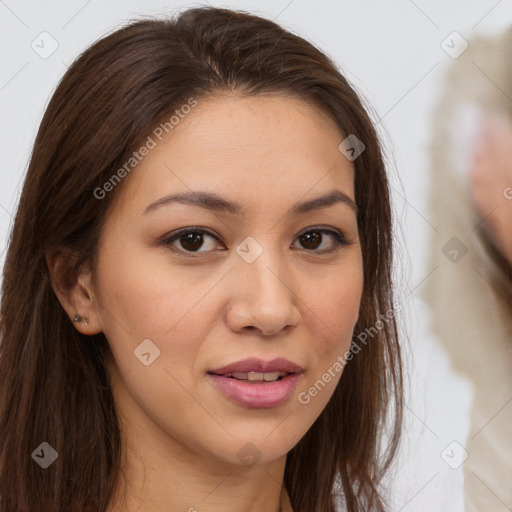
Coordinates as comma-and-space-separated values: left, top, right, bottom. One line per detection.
207, 372, 302, 408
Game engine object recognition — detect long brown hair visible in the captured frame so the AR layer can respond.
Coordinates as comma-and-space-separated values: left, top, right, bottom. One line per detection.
0, 7, 403, 511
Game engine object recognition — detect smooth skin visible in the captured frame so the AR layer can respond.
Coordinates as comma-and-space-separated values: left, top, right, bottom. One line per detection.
47, 93, 364, 512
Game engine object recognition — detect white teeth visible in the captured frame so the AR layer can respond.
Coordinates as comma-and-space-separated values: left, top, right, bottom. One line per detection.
262, 371, 282, 381
230, 372, 249, 380
228, 371, 288, 382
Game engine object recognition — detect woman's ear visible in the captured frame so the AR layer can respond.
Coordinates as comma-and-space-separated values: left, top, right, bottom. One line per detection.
45, 247, 103, 335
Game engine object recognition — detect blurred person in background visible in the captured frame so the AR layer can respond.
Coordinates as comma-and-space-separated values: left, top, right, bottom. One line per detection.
423, 26, 512, 512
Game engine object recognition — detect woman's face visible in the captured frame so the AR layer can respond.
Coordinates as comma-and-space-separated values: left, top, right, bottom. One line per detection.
92, 93, 363, 467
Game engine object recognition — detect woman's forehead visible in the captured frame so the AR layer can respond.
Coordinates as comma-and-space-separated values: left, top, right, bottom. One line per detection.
107, 94, 356, 220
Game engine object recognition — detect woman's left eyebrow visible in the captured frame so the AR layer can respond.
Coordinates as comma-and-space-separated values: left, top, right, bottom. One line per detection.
142, 189, 357, 216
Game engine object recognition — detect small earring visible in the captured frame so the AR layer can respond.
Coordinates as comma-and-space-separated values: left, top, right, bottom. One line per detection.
73, 314, 88, 326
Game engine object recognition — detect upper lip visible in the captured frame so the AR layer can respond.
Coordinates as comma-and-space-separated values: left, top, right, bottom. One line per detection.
209, 357, 303, 376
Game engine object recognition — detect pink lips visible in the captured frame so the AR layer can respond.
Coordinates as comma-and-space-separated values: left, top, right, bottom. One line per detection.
207, 357, 303, 408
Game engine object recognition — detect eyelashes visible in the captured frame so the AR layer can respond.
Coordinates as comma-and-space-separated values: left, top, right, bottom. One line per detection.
160, 226, 352, 257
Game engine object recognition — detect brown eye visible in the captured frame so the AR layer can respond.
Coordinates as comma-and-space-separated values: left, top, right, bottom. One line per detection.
179, 232, 205, 251
162, 228, 221, 254
299, 231, 322, 250
294, 228, 349, 253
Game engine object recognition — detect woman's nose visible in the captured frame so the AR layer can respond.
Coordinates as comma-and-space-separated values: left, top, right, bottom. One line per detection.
225, 240, 301, 337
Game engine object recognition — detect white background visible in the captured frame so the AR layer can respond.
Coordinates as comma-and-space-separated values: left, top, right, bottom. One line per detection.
1, 1, 511, 510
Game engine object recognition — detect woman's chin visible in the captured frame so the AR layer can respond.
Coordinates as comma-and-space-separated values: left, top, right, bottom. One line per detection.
196, 434, 297, 468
